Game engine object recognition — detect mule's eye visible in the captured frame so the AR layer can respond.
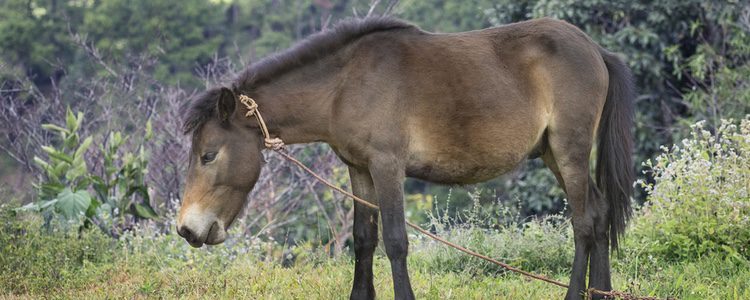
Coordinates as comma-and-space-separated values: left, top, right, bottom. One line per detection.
201, 152, 218, 164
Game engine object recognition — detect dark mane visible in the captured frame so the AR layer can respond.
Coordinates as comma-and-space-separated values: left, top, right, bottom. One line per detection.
237, 16, 417, 88
183, 17, 417, 134
182, 88, 224, 134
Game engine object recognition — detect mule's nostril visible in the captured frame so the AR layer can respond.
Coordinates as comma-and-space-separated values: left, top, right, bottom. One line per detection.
177, 225, 196, 243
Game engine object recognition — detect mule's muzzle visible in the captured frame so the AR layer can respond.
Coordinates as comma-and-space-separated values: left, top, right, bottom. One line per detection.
176, 217, 227, 248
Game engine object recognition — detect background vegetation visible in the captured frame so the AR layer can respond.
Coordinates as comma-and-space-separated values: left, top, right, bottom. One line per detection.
1, 0, 749, 299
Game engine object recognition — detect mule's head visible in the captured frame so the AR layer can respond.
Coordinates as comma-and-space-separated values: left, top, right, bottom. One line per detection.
177, 87, 264, 247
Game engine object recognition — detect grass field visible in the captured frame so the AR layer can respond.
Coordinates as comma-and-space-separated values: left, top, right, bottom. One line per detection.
2, 212, 749, 300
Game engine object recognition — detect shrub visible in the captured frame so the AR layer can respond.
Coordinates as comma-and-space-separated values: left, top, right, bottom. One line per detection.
409, 193, 573, 276
15, 108, 157, 236
632, 117, 750, 261
0, 205, 116, 294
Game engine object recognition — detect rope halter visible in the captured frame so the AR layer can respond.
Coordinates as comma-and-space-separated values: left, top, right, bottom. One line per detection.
238, 94, 285, 150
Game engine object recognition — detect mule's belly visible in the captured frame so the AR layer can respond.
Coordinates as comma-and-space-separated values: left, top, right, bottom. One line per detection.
403, 110, 547, 185
404, 127, 542, 184
405, 152, 520, 184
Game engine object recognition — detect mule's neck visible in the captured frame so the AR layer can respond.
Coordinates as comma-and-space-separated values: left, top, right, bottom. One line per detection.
240, 58, 340, 145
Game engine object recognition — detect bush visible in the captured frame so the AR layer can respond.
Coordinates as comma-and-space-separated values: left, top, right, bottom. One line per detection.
632, 117, 750, 261
0, 205, 116, 294
409, 193, 573, 276
15, 108, 157, 236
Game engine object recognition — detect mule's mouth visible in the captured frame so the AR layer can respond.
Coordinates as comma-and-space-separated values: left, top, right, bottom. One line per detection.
188, 240, 204, 248
204, 221, 225, 245
178, 220, 226, 248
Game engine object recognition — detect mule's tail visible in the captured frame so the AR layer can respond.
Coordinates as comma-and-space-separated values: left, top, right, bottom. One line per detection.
596, 48, 636, 251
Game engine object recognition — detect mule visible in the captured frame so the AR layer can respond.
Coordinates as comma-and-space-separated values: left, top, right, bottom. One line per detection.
176, 17, 635, 300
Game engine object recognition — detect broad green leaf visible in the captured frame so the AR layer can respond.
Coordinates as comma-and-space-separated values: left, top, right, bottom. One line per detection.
42, 146, 74, 164
45, 167, 59, 181
41, 124, 70, 134
52, 162, 68, 179
64, 134, 79, 150
65, 163, 88, 182
75, 111, 84, 131
41, 146, 56, 154
14, 201, 42, 212
127, 185, 149, 199
145, 119, 153, 140
133, 202, 158, 219
122, 153, 134, 165
74, 178, 91, 191
39, 199, 58, 210
40, 182, 65, 199
33, 156, 50, 171
86, 198, 101, 218
73, 136, 93, 165
90, 176, 108, 199
65, 107, 76, 131
54, 188, 92, 220
111, 132, 123, 147
16, 200, 57, 213
51, 152, 74, 165
105, 165, 117, 177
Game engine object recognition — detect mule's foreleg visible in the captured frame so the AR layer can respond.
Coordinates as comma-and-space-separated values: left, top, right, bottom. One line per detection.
349, 167, 379, 300
370, 157, 415, 300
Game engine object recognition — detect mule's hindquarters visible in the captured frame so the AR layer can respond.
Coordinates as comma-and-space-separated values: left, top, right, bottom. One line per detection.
483, 20, 637, 299
538, 43, 634, 299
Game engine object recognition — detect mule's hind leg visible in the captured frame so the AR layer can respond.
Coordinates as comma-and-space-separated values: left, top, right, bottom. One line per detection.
587, 176, 612, 296
542, 133, 601, 300
544, 139, 613, 298
542, 151, 593, 300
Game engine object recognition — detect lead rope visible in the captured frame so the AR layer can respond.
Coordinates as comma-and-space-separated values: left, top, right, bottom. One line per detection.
238, 94, 666, 300
239, 95, 285, 150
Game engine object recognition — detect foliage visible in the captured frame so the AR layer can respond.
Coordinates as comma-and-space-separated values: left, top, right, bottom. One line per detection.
0, 0, 82, 83
397, 0, 494, 32
503, 159, 566, 216
406, 192, 572, 276
80, 0, 225, 85
0, 208, 115, 294
16, 108, 157, 236
632, 117, 750, 261
16, 108, 94, 225
2, 0, 750, 269
665, 5, 750, 129
2, 204, 749, 299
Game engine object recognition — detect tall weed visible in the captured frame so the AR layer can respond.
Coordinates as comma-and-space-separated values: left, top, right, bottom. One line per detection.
633, 117, 750, 261
409, 192, 573, 276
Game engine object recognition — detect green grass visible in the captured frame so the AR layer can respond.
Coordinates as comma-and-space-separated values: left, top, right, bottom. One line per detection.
1, 212, 749, 300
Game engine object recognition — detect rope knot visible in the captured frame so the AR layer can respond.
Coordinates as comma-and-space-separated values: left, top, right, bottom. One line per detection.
238, 94, 285, 150
264, 137, 285, 150
239, 94, 258, 117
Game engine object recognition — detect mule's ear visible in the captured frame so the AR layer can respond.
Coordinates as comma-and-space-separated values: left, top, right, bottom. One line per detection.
216, 87, 236, 123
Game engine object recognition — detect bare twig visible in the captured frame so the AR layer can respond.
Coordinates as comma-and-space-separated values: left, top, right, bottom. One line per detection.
67, 24, 119, 78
